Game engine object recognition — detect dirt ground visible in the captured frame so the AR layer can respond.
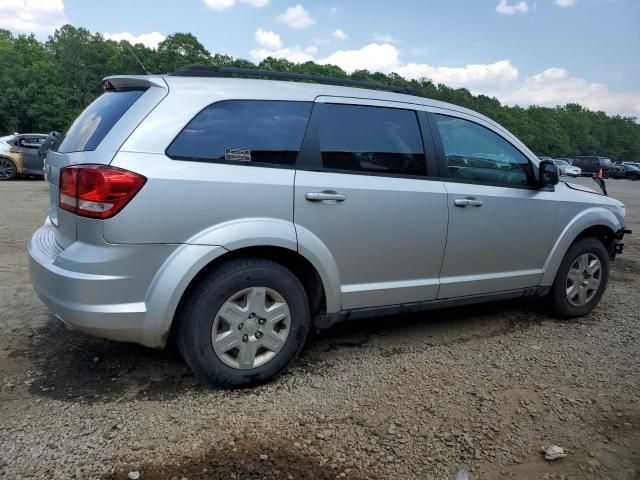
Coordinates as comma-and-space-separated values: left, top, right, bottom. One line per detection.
0, 177, 638, 480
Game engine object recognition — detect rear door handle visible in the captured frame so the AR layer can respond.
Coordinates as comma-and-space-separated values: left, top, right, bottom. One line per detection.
305, 191, 346, 202
454, 198, 483, 207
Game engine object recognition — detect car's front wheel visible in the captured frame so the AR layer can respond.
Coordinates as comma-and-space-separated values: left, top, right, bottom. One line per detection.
176, 257, 310, 387
549, 237, 610, 318
0, 157, 17, 181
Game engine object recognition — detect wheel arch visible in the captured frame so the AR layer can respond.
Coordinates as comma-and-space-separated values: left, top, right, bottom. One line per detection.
144, 242, 338, 348
175, 245, 329, 322
541, 207, 621, 286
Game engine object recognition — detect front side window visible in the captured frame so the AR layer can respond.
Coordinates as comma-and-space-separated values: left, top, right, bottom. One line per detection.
316, 104, 427, 176
167, 100, 313, 166
434, 114, 533, 187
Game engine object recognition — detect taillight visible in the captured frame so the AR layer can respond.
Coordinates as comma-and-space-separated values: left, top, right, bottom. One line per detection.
58, 165, 146, 219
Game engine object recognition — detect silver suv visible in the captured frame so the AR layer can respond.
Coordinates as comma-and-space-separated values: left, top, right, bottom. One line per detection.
28, 67, 630, 387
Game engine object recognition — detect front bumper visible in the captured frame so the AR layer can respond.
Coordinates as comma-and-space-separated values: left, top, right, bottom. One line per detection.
27, 222, 177, 347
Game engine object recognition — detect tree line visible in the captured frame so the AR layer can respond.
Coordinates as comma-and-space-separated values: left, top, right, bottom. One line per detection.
1, 25, 639, 160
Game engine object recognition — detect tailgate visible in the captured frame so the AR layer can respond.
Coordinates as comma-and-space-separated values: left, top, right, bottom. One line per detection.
44, 76, 168, 248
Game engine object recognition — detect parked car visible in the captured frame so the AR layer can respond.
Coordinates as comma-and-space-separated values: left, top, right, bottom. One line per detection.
0, 133, 48, 180
610, 162, 640, 180
573, 156, 613, 177
28, 67, 630, 387
553, 159, 581, 177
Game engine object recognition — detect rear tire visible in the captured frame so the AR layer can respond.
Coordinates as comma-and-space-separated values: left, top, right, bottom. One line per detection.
176, 257, 310, 388
0, 157, 17, 181
549, 237, 609, 318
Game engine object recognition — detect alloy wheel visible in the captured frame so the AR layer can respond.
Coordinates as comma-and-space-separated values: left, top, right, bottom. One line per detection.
0, 158, 15, 180
565, 253, 602, 307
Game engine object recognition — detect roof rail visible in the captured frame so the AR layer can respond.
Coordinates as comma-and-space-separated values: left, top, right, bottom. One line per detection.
168, 65, 423, 97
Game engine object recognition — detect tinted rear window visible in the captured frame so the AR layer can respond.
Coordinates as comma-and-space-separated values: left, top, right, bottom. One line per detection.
317, 104, 426, 176
166, 100, 313, 166
55, 90, 146, 153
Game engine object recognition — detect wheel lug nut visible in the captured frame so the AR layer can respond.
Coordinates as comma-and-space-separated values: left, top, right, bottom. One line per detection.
258, 318, 266, 325
256, 331, 263, 338
249, 313, 255, 318
238, 323, 244, 330
242, 334, 248, 342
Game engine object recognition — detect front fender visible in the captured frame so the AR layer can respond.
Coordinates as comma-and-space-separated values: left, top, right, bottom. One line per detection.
540, 207, 623, 286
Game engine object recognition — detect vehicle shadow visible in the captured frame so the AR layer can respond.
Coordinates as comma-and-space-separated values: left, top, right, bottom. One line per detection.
19, 298, 548, 404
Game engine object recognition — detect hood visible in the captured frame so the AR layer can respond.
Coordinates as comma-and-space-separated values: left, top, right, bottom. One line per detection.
563, 181, 597, 194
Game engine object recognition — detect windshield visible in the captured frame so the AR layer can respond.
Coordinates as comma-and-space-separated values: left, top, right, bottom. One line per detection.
554, 160, 569, 166
600, 158, 612, 165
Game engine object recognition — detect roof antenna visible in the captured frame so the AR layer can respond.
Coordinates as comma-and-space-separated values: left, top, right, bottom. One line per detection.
124, 43, 152, 75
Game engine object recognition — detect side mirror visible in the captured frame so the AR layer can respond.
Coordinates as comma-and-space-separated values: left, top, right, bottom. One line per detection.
539, 160, 559, 187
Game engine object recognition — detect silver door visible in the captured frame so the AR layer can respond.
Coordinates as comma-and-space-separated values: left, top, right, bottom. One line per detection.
431, 112, 557, 298
294, 99, 448, 310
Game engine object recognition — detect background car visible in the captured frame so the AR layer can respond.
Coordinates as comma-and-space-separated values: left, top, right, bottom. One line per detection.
0, 133, 48, 181
573, 156, 613, 177
610, 161, 640, 180
553, 159, 581, 177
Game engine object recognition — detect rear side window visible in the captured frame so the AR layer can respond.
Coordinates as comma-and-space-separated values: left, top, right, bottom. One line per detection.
56, 90, 146, 153
316, 104, 426, 176
167, 100, 313, 166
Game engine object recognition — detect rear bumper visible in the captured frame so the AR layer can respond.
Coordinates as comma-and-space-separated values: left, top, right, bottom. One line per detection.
27, 222, 178, 348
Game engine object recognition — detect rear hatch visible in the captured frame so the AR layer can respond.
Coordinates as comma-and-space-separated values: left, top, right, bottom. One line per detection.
45, 76, 168, 248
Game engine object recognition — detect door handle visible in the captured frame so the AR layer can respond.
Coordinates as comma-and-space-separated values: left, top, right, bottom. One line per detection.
305, 191, 346, 202
454, 197, 483, 207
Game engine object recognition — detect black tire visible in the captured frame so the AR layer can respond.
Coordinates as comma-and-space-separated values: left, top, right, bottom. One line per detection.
0, 157, 17, 181
549, 237, 610, 318
176, 257, 310, 388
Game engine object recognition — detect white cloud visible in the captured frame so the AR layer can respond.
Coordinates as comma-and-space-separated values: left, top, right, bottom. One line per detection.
496, 0, 529, 14
497, 67, 640, 116
398, 59, 520, 89
254, 28, 283, 50
329, 6, 338, 15
0, 0, 68, 37
250, 45, 318, 63
332, 29, 347, 40
103, 31, 166, 49
319, 43, 401, 73
247, 37, 639, 117
373, 33, 397, 44
277, 4, 315, 29
203, 0, 268, 10
554, 0, 577, 6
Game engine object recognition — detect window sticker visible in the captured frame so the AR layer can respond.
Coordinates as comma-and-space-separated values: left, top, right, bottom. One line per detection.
224, 148, 251, 162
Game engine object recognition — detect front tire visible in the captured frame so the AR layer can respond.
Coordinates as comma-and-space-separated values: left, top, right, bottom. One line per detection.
549, 237, 610, 318
176, 257, 310, 387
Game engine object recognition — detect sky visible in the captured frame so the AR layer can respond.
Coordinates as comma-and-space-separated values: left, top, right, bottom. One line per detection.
1, 0, 639, 117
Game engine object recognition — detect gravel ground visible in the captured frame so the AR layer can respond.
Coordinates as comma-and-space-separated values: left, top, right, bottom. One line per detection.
0, 177, 638, 480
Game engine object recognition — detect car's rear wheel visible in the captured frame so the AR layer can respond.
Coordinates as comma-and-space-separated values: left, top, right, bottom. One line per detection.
176, 257, 310, 387
0, 157, 17, 181
549, 237, 609, 318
